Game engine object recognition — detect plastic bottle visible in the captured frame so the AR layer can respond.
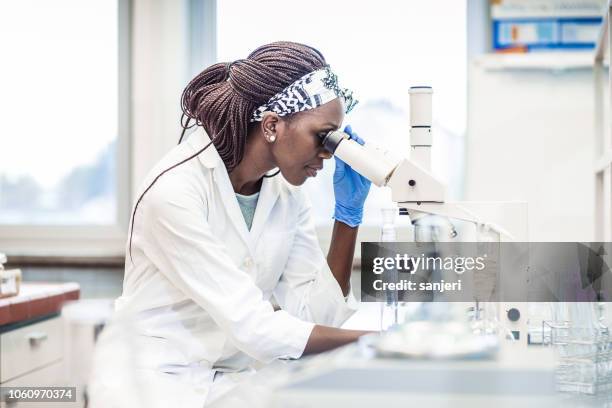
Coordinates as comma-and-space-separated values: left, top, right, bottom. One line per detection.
380, 206, 399, 331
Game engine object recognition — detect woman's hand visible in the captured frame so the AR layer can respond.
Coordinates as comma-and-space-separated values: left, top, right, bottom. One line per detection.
303, 325, 374, 355
332, 125, 372, 227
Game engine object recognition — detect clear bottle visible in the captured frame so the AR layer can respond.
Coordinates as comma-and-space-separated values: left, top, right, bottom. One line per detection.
474, 224, 503, 337
379, 206, 399, 331
410, 215, 476, 327
412, 213, 457, 243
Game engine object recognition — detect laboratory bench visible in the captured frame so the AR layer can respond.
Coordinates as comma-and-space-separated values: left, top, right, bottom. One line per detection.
0, 260, 123, 408
5, 265, 610, 406
4, 259, 124, 300
210, 344, 612, 408
0, 282, 80, 408
209, 303, 612, 408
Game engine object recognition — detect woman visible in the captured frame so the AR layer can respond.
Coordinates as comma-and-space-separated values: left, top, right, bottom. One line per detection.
113, 42, 371, 406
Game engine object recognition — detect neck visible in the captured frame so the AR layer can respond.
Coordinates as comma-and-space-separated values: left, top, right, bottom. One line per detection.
228, 129, 275, 195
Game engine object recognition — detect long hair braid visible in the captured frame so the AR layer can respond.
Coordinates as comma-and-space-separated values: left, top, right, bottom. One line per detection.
128, 41, 327, 262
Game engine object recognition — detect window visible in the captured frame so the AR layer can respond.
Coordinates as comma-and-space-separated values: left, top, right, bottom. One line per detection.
216, 0, 467, 229
0, 0, 129, 254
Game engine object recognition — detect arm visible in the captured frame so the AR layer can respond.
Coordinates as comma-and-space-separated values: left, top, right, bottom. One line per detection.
272, 195, 371, 353
326, 221, 358, 296
273, 190, 358, 328
304, 325, 371, 355
141, 173, 314, 362
329, 125, 372, 296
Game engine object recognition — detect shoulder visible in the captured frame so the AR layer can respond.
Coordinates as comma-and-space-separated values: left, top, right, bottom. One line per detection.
135, 144, 217, 220
136, 128, 218, 200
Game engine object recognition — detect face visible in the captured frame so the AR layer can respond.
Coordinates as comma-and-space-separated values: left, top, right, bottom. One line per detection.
261, 98, 345, 186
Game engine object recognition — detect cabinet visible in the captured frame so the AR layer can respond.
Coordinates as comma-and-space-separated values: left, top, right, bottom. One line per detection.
0, 283, 82, 407
0, 316, 82, 408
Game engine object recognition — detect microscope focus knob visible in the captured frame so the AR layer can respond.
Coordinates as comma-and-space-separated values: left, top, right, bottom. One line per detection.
507, 308, 520, 322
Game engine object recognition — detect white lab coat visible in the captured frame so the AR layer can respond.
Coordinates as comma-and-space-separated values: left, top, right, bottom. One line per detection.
102, 127, 357, 407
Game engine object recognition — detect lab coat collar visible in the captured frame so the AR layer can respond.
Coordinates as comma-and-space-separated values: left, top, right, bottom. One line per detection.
187, 127, 281, 253
186, 127, 222, 169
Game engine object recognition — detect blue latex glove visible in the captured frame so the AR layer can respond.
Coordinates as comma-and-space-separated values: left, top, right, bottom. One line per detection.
333, 125, 372, 227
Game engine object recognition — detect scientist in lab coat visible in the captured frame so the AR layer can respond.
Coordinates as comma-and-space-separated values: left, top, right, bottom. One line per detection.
97, 42, 372, 407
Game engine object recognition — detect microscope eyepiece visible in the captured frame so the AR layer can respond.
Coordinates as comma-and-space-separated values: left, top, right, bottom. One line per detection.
320, 130, 348, 154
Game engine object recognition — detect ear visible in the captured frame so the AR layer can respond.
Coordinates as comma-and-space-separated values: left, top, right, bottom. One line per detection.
260, 112, 280, 138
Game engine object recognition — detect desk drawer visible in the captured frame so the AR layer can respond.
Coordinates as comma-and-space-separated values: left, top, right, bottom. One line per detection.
1, 316, 63, 383
0, 360, 78, 408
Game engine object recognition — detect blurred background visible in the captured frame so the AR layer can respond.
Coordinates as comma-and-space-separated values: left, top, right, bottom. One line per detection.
0, 0, 610, 293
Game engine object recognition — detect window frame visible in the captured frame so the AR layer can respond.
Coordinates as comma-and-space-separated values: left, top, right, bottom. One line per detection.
0, 0, 132, 257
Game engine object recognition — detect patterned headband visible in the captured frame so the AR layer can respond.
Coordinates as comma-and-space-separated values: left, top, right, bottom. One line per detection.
250, 65, 358, 122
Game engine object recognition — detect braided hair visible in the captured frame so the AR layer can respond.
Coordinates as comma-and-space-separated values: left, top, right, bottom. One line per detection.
128, 41, 327, 261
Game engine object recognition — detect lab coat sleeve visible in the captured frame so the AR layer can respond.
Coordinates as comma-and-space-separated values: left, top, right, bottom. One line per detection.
139, 175, 314, 363
273, 190, 359, 327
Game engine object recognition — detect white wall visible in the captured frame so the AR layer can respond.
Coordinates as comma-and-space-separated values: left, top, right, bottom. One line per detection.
465, 58, 596, 241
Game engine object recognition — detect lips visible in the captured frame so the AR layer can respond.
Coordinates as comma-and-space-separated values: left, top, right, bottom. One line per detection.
305, 165, 322, 177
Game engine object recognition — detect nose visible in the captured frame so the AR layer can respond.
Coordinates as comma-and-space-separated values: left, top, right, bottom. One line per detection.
317, 149, 333, 160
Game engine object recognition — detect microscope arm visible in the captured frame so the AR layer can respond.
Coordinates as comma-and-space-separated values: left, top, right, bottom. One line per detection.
398, 201, 515, 241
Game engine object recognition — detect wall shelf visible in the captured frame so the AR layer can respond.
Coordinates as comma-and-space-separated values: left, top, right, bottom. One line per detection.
474, 52, 595, 71
594, 0, 612, 241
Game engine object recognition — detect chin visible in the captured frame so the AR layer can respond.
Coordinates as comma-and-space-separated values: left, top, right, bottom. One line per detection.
281, 170, 308, 186
285, 175, 308, 186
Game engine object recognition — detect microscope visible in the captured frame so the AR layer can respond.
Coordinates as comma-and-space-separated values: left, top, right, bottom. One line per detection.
321, 87, 529, 345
